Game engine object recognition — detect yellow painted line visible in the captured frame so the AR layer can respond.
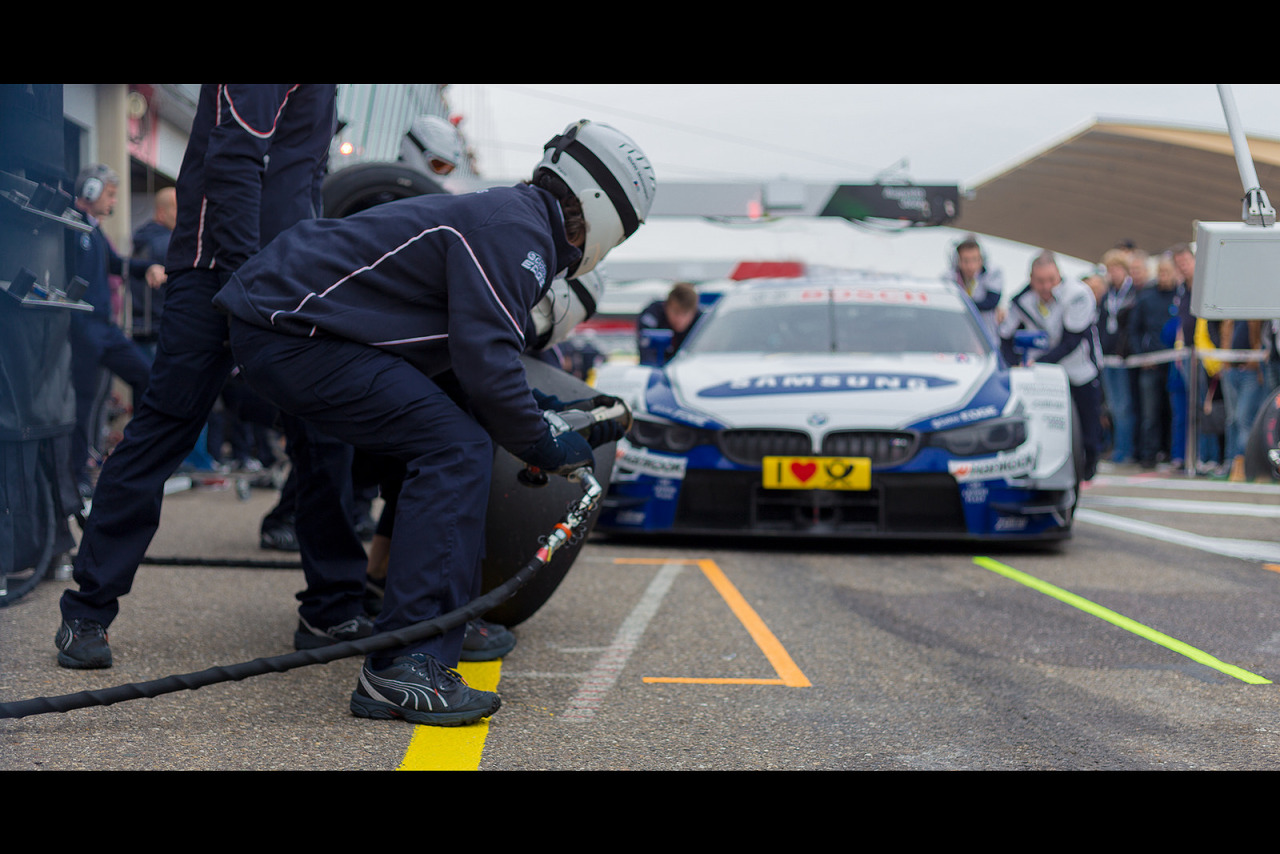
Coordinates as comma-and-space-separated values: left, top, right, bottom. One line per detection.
973, 556, 1272, 685
397, 660, 502, 771
1265, 564, 1280, 574
617, 557, 811, 687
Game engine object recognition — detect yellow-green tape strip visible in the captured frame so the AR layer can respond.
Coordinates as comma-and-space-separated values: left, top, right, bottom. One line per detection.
973, 556, 1272, 685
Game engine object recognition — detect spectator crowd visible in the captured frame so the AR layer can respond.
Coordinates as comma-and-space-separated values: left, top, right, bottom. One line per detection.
1001, 238, 1277, 482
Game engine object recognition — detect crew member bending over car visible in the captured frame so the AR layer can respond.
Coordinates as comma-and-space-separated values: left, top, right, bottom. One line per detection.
214, 119, 655, 727
637, 281, 701, 361
998, 251, 1102, 481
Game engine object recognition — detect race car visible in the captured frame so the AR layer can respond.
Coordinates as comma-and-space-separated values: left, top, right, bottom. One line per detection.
591, 270, 1083, 541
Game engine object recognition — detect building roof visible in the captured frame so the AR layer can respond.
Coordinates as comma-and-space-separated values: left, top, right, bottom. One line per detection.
951, 119, 1280, 264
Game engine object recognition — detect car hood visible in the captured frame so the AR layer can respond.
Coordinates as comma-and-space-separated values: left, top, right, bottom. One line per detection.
663, 352, 1002, 430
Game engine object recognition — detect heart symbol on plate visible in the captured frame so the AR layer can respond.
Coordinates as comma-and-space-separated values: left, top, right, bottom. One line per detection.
790, 462, 817, 482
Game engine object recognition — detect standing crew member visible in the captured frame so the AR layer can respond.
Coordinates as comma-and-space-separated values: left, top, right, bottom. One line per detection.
56, 85, 372, 669
128, 186, 177, 353
215, 119, 655, 726
999, 251, 1103, 481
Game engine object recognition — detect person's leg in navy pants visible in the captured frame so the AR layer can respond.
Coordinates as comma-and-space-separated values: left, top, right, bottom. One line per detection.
230, 320, 491, 667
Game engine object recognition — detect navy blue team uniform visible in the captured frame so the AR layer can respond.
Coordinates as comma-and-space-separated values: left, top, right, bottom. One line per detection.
59, 85, 367, 655
215, 184, 583, 668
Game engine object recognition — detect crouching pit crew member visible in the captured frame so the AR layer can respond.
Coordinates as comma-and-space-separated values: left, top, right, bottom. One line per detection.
214, 120, 655, 726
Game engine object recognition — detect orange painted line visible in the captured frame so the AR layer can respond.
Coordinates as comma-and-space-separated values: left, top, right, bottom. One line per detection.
643, 677, 787, 685
1265, 564, 1280, 574
613, 557, 811, 688
694, 559, 812, 688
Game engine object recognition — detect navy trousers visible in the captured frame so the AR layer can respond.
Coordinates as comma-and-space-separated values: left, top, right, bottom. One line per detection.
61, 269, 366, 631
228, 318, 493, 668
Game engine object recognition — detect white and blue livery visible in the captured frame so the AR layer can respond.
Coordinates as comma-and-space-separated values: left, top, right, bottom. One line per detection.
591, 271, 1082, 541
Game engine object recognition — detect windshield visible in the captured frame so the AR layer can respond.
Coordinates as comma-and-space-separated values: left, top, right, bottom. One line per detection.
685, 291, 990, 356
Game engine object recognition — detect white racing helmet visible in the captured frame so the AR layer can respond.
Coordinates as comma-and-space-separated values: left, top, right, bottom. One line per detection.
533, 119, 655, 277
532, 269, 605, 351
400, 115, 463, 175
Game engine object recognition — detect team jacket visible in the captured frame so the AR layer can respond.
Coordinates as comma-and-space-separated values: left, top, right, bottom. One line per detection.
636, 299, 701, 358
998, 277, 1100, 386
213, 184, 582, 454
166, 84, 335, 275
73, 213, 151, 323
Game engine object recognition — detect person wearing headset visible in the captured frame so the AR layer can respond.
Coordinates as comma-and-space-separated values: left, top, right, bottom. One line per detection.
213, 120, 653, 726
67, 164, 164, 499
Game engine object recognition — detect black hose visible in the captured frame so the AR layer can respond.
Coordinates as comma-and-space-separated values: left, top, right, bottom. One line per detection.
0, 549, 547, 719
1, 465, 603, 720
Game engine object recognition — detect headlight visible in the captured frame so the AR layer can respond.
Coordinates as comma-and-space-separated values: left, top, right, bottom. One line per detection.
629, 418, 715, 454
928, 417, 1027, 456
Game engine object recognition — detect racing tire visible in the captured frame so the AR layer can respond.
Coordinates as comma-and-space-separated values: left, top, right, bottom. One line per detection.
479, 357, 615, 627
1244, 384, 1280, 482
321, 162, 447, 218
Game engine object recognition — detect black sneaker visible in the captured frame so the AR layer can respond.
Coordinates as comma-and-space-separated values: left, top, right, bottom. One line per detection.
350, 653, 501, 726
460, 619, 516, 661
260, 523, 299, 552
55, 618, 112, 669
294, 613, 375, 650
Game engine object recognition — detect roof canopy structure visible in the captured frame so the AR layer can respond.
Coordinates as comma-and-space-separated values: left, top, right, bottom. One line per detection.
951, 120, 1280, 265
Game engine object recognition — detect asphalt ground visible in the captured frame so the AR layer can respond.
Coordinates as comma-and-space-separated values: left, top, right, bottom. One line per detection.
4, 461, 1280, 771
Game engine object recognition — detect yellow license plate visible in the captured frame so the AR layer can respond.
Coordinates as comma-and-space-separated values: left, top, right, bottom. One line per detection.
761, 456, 871, 490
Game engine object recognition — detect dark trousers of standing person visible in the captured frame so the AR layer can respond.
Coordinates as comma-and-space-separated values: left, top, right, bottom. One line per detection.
229, 318, 493, 668
68, 317, 152, 491
1071, 377, 1102, 482
61, 268, 366, 631
1136, 364, 1170, 466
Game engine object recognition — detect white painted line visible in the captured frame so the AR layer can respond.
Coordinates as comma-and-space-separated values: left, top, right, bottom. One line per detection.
1089, 475, 1280, 495
1081, 495, 1280, 517
1075, 508, 1280, 563
560, 561, 684, 722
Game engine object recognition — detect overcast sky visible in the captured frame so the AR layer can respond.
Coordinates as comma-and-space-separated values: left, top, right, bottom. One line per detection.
443, 84, 1280, 280
448, 84, 1280, 187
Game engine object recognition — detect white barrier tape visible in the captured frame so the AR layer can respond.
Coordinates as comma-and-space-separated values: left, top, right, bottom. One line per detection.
1100, 348, 1271, 369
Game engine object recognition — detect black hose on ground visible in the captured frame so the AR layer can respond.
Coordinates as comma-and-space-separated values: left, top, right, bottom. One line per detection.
0, 468, 602, 720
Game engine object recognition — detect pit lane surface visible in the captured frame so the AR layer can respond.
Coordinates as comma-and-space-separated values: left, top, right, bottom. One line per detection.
3, 465, 1280, 771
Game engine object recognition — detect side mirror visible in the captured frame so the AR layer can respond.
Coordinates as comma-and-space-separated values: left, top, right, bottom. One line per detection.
638, 328, 673, 367
1012, 329, 1049, 353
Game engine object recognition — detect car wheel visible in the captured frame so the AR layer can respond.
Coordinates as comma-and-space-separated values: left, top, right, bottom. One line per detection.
1244, 384, 1280, 482
479, 357, 615, 627
322, 162, 447, 218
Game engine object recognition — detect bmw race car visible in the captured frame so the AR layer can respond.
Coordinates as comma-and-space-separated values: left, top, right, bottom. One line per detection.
591, 271, 1083, 541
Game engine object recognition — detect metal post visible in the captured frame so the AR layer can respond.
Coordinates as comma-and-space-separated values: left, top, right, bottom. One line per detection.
1185, 345, 1199, 476
1217, 84, 1276, 227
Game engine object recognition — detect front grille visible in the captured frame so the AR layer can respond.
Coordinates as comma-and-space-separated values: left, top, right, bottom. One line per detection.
821, 431, 918, 466
718, 429, 813, 466
672, 470, 968, 535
